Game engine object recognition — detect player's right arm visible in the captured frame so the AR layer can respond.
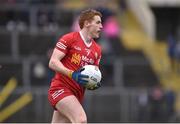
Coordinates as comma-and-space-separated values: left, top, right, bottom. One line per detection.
49, 48, 88, 85
49, 33, 88, 85
49, 48, 72, 77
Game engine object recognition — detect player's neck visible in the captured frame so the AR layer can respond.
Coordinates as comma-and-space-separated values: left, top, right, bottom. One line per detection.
80, 30, 92, 44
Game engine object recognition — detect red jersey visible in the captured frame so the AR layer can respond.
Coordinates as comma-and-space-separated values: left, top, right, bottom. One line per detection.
50, 32, 102, 93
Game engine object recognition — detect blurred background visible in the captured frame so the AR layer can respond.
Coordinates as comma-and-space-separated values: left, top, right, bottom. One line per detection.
0, 0, 180, 122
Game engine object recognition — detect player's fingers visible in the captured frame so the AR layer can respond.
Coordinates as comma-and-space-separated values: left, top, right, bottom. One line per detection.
79, 68, 85, 72
79, 74, 89, 79
79, 79, 88, 84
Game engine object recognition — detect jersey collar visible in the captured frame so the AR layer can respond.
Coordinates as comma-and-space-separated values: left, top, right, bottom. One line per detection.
79, 31, 92, 48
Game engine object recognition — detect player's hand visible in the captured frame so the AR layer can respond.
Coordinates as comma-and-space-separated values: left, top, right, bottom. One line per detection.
70, 68, 89, 85
86, 82, 101, 90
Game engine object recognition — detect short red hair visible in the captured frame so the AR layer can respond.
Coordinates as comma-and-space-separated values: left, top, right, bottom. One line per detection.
79, 9, 102, 29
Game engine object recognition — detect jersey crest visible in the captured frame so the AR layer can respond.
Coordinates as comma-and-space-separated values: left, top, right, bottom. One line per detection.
71, 53, 81, 65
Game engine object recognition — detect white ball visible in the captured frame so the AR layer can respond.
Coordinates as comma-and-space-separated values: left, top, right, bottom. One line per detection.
81, 65, 102, 89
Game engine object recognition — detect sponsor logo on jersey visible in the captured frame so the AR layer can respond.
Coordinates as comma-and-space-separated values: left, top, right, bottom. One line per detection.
82, 55, 94, 64
52, 89, 64, 99
74, 46, 81, 51
71, 53, 81, 65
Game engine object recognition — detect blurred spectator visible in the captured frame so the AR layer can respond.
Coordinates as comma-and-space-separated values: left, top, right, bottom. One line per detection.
118, 0, 127, 15
6, 20, 27, 32
48, 22, 59, 33
137, 88, 150, 122
38, 12, 49, 30
4, 9, 29, 30
167, 34, 176, 72
33, 61, 46, 79
38, 10, 59, 32
6, 20, 16, 31
103, 16, 120, 39
149, 84, 166, 122
164, 87, 176, 121
17, 20, 27, 32
102, 15, 121, 56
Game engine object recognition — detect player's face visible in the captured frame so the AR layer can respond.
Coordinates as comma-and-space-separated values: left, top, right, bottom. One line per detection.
88, 15, 103, 39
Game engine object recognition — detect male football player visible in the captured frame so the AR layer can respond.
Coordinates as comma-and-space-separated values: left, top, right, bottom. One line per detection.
48, 9, 103, 123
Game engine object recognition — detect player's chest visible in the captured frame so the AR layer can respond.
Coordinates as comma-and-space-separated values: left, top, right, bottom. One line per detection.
69, 43, 98, 66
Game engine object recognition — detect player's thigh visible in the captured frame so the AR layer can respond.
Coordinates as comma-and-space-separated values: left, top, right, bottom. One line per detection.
51, 110, 70, 123
55, 95, 87, 123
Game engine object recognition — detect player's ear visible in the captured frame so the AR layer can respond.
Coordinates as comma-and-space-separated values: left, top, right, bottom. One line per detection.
84, 20, 90, 27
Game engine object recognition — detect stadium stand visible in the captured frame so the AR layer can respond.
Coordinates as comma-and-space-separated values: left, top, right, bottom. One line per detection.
0, 0, 179, 123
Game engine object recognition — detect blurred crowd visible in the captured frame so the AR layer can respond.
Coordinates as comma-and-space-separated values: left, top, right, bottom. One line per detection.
2, 0, 178, 122
137, 84, 176, 122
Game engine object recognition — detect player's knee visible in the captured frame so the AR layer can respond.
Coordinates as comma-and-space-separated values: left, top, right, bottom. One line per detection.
74, 114, 87, 123
76, 117, 87, 123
